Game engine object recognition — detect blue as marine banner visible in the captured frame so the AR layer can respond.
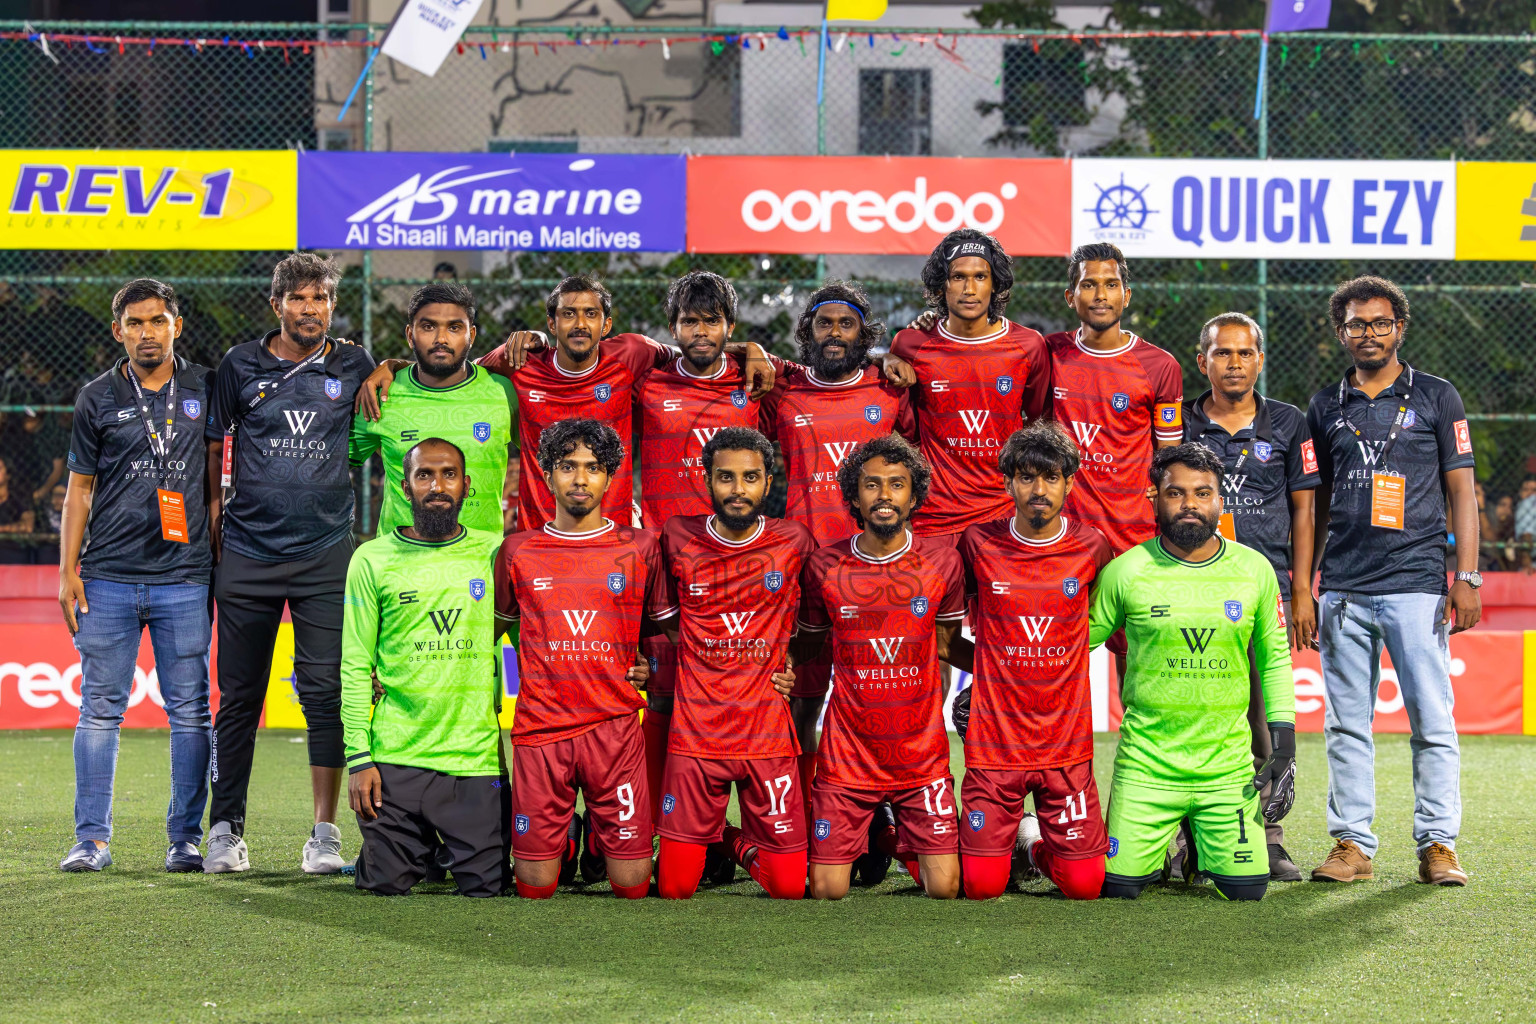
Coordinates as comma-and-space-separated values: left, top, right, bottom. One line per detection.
297, 152, 686, 251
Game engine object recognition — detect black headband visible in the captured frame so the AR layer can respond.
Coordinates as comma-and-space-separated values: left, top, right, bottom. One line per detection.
946, 241, 992, 262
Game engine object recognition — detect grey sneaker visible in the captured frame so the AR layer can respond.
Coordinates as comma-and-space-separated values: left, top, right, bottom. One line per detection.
1011, 812, 1042, 883
302, 821, 345, 875
203, 821, 249, 874
60, 841, 112, 872
166, 841, 203, 873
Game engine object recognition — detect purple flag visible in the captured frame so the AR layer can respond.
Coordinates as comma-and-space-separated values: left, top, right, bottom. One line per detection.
1267, 0, 1331, 31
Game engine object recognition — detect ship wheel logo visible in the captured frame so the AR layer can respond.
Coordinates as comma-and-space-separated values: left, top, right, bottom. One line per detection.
1087, 173, 1157, 230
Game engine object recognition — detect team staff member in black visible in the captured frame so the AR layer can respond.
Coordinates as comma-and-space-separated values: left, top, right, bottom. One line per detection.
58, 279, 214, 874
1182, 311, 1319, 883
1306, 276, 1477, 888
203, 252, 377, 875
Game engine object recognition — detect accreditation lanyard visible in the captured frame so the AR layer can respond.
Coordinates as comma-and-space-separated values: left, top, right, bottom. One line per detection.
221, 340, 330, 488
1339, 363, 1415, 531
1198, 424, 1255, 543
125, 363, 189, 543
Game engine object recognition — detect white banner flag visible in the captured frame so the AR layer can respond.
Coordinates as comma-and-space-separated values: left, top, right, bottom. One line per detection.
379, 0, 486, 77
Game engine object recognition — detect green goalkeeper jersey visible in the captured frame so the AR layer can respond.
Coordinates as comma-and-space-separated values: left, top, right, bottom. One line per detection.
341, 527, 504, 777
349, 363, 518, 536
1089, 536, 1294, 790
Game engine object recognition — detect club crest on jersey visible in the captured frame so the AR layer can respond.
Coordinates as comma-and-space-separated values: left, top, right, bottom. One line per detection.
1253, 441, 1272, 462
181, 398, 201, 420
730, 389, 748, 409
1160, 405, 1179, 424
911, 596, 929, 618
1225, 600, 1243, 622
1107, 837, 1119, 858
967, 810, 985, 832
607, 572, 626, 595
764, 570, 784, 592
469, 578, 486, 602
1403, 409, 1417, 429
996, 375, 1014, 395
324, 378, 342, 400
864, 405, 882, 425
1063, 577, 1080, 598
514, 814, 530, 834
662, 794, 676, 815
814, 818, 831, 840
594, 383, 611, 402
473, 421, 491, 444
1111, 392, 1130, 412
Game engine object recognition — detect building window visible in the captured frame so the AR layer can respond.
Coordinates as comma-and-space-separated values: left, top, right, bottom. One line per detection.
1000, 42, 1086, 131
858, 69, 931, 156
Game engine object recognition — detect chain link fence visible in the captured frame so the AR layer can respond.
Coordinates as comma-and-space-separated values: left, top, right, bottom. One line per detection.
1, 22, 1533, 562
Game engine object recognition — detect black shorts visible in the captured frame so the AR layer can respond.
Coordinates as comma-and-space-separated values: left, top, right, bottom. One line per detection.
355, 763, 512, 897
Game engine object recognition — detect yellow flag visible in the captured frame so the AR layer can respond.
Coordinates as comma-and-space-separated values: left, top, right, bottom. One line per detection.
825, 0, 888, 21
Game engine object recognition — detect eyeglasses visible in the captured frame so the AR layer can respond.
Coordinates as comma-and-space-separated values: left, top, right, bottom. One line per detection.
1340, 318, 1400, 339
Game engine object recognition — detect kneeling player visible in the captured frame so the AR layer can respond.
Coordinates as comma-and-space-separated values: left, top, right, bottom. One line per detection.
793, 436, 964, 899
1089, 444, 1296, 901
949, 423, 1113, 900
495, 420, 674, 899
654, 427, 814, 900
343, 439, 510, 896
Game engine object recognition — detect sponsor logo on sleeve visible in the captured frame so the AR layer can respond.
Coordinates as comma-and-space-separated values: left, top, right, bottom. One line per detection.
1276, 595, 1288, 628
1107, 837, 1118, 858
1300, 438, 1318, 475
1454, 419, 1472, 455
662, 794, 676, 815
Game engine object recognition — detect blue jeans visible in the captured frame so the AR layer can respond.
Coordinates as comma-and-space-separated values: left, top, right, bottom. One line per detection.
1318, 590, 1460, 857
72, 579, 212, 844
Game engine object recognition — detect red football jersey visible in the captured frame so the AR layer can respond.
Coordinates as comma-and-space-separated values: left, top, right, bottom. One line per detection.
495, 520, 675, 746
479, 333, 673, 530
889, 318, 1050, 538
959, 516, 1112, 771
797, 533, 965, 790
660, 515, 816, 760
1046, 329, 1184, 554
759, 364, 918, 546
635, 355, 770, 530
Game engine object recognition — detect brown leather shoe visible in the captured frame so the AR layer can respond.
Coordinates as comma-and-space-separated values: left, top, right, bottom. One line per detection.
1311, 839, 1374, 882
1418, 843, 1468, 886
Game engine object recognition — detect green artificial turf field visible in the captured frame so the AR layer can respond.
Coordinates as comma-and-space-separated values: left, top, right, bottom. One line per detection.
2, 729, 1532, 1023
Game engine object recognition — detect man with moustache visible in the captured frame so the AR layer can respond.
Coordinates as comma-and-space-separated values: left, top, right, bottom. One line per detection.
204, 252, 377, 874
343, 438, 510, 897
1089, 444, 1295, 902
58, 279, 214, 873
1305, 276, 1478, 887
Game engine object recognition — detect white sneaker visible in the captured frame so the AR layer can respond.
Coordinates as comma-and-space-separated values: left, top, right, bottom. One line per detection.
1011, 813, 1043, 883
302, 822, 345, 875
203, 822, 249, 874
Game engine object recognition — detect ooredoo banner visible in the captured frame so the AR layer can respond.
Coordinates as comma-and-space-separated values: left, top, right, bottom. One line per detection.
1072, 158, 1456, 260
297, 152, 686, 251
686, 156, 1072, 256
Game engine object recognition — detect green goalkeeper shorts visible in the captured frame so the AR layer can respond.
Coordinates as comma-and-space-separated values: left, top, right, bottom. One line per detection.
1104, 778, 1267, 890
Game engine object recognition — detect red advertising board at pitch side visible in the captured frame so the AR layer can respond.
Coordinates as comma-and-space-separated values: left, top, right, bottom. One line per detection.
686, 156, 1071, 256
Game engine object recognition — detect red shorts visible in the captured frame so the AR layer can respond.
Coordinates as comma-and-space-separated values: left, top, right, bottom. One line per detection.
641, 633, 678, 699
657, 754, 805, 853
809, 776, 959, 864
960, 759, 1108, 860
790, 641, 834, 699
511, 714, 652, 861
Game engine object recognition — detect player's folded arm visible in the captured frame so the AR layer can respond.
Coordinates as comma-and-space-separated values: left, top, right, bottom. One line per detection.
339, 556, 382, 775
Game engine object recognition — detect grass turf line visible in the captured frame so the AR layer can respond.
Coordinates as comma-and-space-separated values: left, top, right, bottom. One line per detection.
1, 730, 1530, 1024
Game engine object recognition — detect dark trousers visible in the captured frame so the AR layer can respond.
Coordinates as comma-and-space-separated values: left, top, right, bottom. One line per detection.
356, 764, 512, 897
210, 538, 350, 834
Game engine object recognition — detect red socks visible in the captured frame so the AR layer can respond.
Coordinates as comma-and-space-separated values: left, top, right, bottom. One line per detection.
725, 825, 807, 900
516, 879, 558, 900
1032, 846, 1105, 901
961, 853, 1010, 900
611, 879, 649, 900
902, 858, 922, 885
641, 711, 671, 823
656, 837, 706, 900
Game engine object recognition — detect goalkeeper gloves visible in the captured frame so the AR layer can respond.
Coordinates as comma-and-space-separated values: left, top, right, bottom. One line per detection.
1251, 723, 1296, 822
950, 685, 971, 742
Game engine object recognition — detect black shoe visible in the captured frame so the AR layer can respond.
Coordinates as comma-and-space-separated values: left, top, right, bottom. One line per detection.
851, 803, 895, 887
702, 840, 737, 884
557, 812, 582, 886
1268, 842, 1303, 882
1170, 818, 1204, 884
579, 812, 608, 884
423, 840, 451, 883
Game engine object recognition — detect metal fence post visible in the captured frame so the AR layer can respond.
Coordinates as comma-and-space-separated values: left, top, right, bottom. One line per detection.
360, 24, 376, 533
1255, 35, 1270, 396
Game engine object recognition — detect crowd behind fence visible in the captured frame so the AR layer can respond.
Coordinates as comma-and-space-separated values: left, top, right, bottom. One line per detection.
1, 20, 1534, 566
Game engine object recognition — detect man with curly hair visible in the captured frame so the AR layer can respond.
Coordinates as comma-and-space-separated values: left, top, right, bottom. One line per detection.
790, 435, 965, 899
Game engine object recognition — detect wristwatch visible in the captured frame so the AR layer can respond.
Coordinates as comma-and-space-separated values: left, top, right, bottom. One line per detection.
1455, 571, 1483, 589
